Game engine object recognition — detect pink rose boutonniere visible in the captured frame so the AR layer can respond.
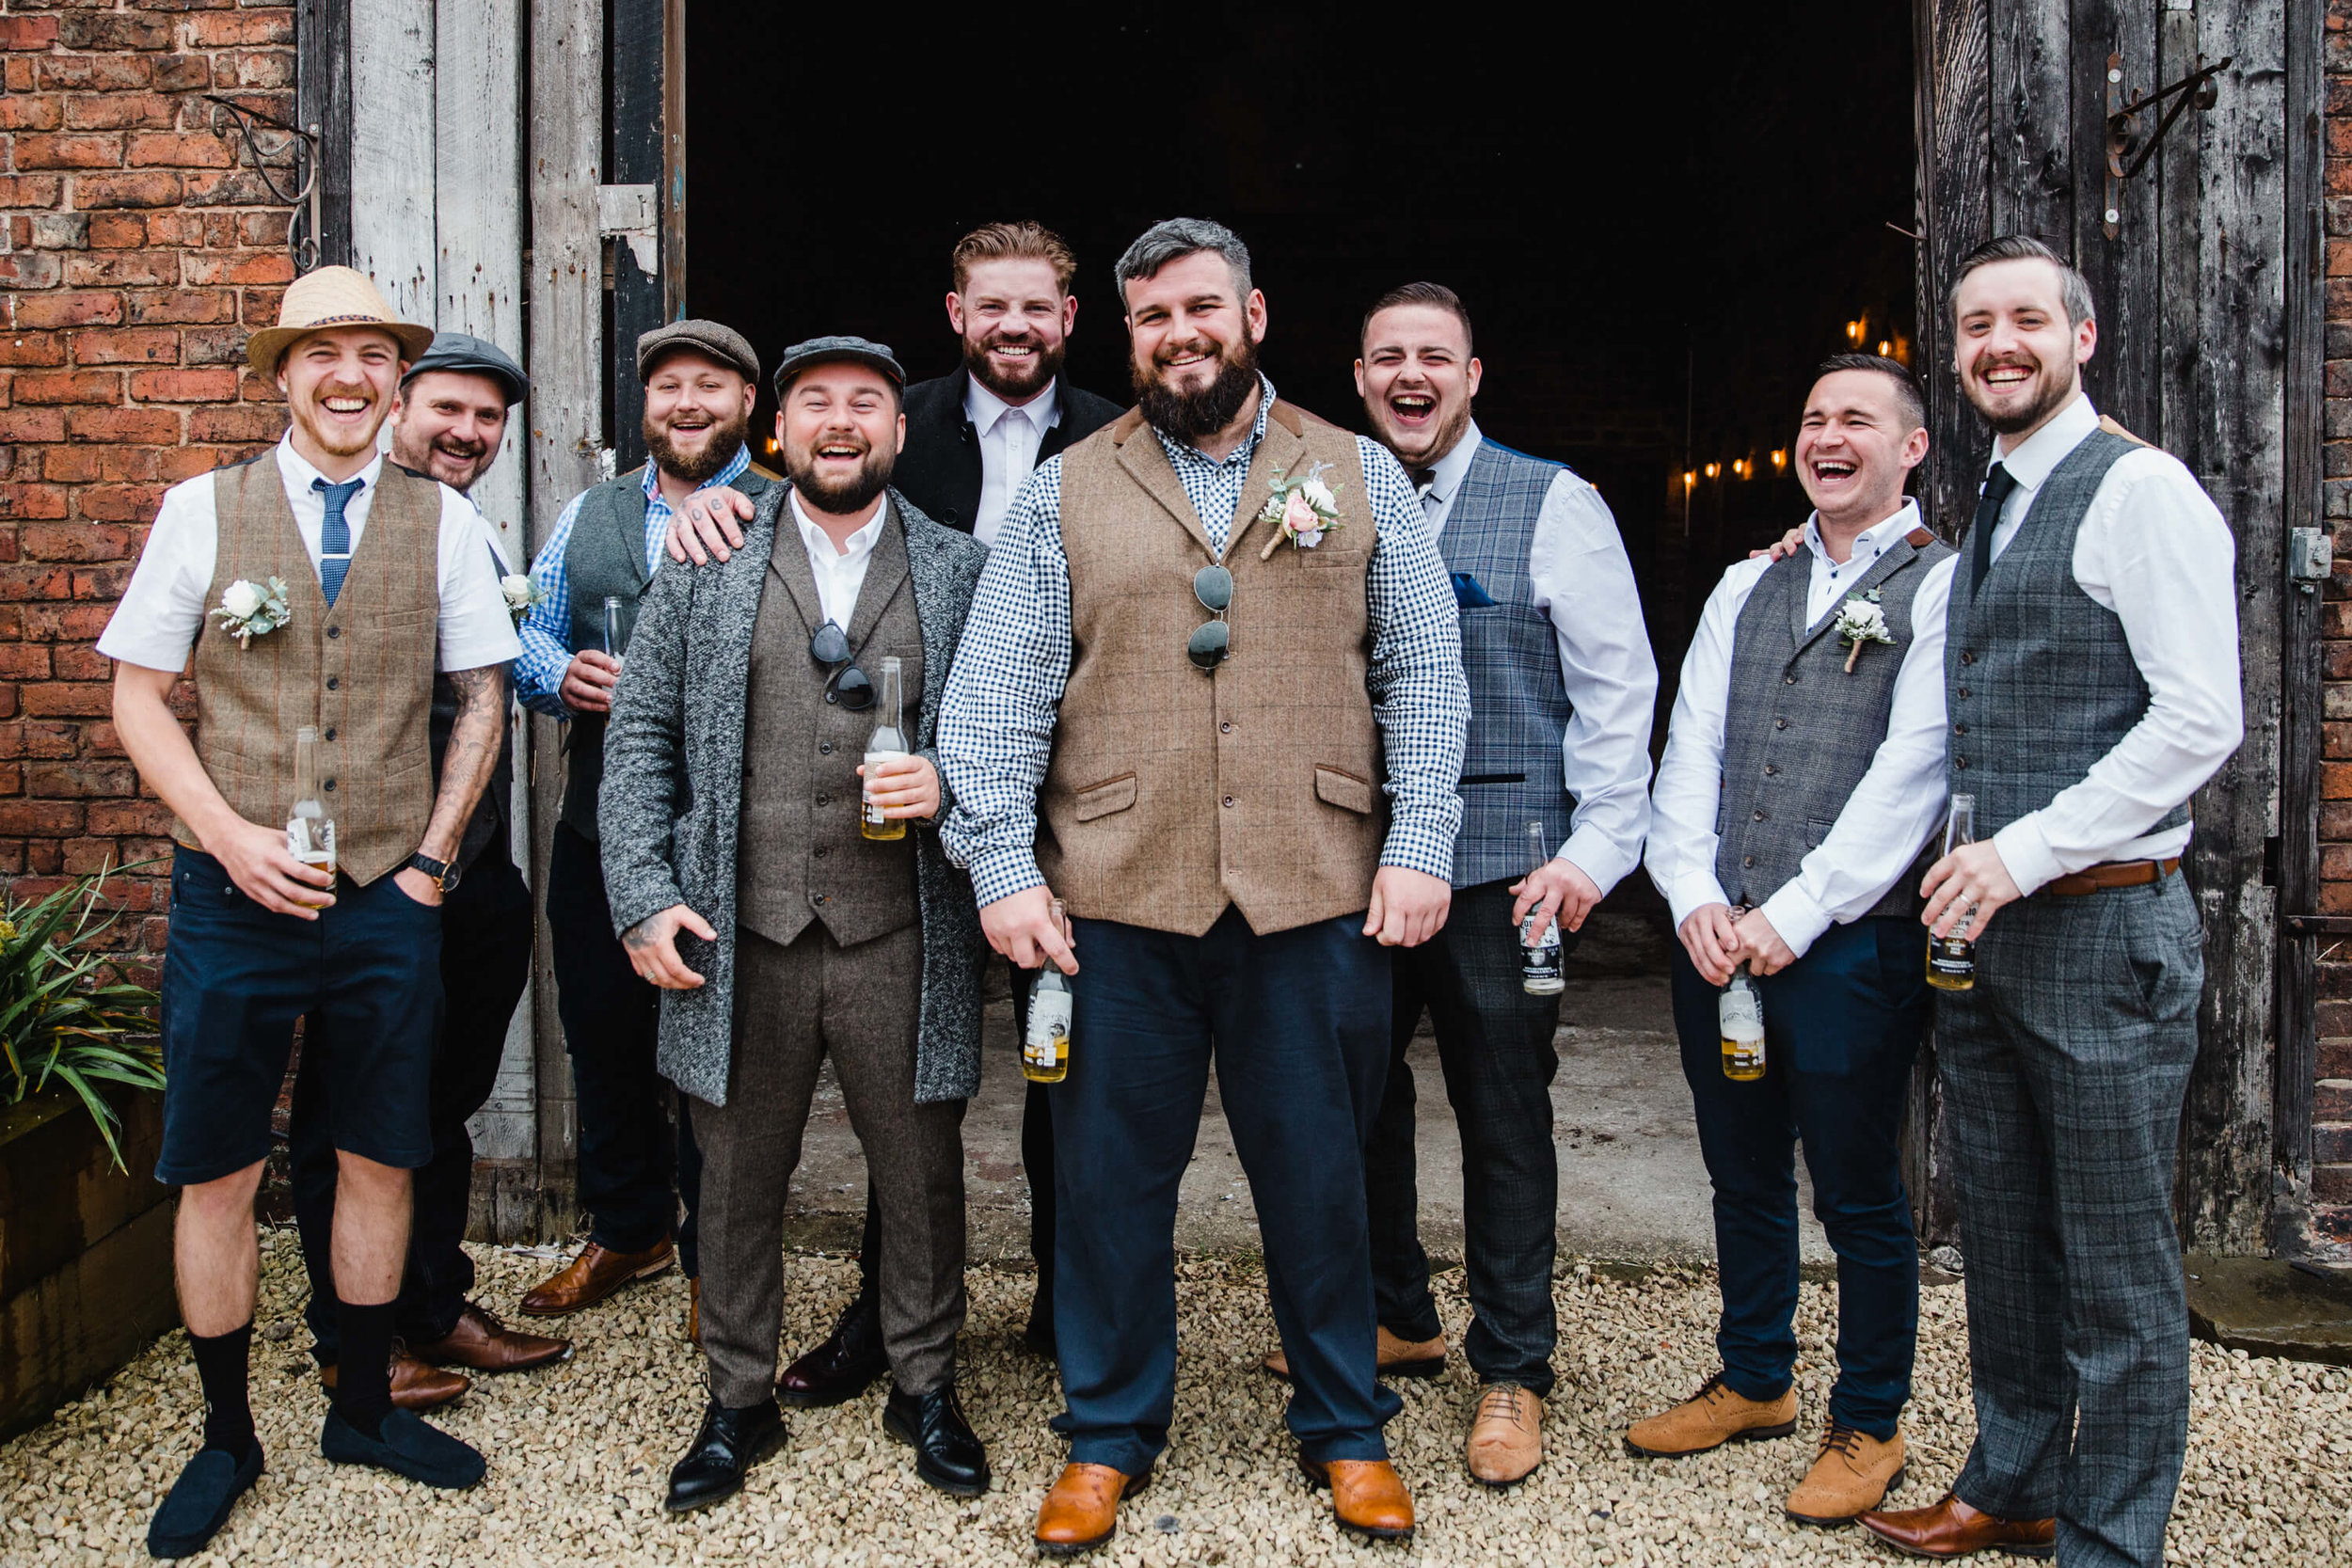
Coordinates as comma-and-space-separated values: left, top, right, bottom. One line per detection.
1257, 461, 1347, 560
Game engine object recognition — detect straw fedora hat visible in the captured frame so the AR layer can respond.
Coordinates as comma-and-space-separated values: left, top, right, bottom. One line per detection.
246, 265, 436, 377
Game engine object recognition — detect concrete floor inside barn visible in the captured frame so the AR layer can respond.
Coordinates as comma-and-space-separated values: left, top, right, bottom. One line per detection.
777, 913, 1834, 1270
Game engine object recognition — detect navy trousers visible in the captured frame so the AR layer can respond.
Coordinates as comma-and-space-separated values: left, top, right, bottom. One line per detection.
1667, 915, 1927, 1439
1050, 907, 1402, 1474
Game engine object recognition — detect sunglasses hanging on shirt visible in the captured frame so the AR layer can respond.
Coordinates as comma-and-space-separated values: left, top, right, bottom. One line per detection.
1188, 565, 1233, 672
809, 620, 876, 709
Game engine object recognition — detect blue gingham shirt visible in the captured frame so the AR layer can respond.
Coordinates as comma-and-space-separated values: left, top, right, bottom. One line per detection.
939, 376, 1469, 905
514, 443, 752, 716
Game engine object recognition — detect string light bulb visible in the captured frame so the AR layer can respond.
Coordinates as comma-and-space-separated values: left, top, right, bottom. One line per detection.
1878, 340, 1893, 356
1771, 449, 1787, 470
1683, 469, 1697, 489
1846, 319, 1864, 343
1704, 462, 1720, 480
1732, 459, 1748, 479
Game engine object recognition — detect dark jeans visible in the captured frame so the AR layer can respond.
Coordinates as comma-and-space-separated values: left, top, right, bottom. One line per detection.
294, 843, 533, 1356
1667, 915, 1928, 1439
1050, 907, 1401, 1475
1364, 877, 1566, 1394
548, 823, 699, 1265
857, 969, 1053, 1338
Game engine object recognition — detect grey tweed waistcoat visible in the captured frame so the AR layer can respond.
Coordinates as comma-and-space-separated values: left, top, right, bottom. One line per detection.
736, 508, 922, 949
1439, 438, 1578, 888
1716, 524, 1954, 914
1945, 429, 2188, 841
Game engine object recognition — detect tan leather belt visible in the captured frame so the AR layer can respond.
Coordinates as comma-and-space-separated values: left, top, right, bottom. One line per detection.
2044, 858, 2180, 896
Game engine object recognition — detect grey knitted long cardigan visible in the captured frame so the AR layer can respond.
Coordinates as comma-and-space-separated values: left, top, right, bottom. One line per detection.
596, 485, 991, 1107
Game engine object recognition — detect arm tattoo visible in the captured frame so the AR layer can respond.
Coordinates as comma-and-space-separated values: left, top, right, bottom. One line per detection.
419, 664, 507, 861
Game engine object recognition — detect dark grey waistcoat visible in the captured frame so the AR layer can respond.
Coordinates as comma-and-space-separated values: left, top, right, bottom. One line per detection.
1715, 523, 1955, 913
1439, 438, 1578, 887
558, 466, 775, 839
1945, 430, 2189, 841
737, 513, 923, 948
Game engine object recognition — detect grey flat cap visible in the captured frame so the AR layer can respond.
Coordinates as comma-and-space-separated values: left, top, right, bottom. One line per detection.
636, 318, 759, 385
402, 331, 531, 405
771, 335, 905, 399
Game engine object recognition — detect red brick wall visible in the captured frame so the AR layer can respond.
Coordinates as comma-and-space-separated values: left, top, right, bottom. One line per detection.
2320, 3, 2352, 1243
0, 1, 297, 982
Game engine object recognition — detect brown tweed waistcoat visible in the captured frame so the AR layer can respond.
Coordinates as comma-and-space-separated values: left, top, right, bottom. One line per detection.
173, 456, 439, 885
1042, 400, 1386, 937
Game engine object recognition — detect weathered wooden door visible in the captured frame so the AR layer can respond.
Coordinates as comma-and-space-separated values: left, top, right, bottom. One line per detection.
1910, 0, 2322, 1255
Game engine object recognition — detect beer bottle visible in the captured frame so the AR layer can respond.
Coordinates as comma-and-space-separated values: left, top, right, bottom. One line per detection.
601, 594, 629, 672
1023, 898, 1073, 1085
1518, 818, 1565, 996
1927, 793, 1978, 992
286, 724, 336, 903
860, 656, 909, 842
1720, 960, 1765, 1081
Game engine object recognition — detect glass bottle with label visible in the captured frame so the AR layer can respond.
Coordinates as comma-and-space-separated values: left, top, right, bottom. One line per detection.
286, 723, 336, 896
1927, 793, 1979, 991
1023, 898, 1073, 1085
860, 656, 910, 842
602, 594, 628, 672
1720, 960, 1765, 1081
1518, 818, 1565, 996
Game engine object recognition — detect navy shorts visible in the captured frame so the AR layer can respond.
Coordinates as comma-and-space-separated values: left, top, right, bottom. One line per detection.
156, 845, 442, 1185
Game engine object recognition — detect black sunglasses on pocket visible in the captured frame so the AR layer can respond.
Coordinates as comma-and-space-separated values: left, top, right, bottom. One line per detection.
809, 620, 875, 709
1188, 564, 1233, 672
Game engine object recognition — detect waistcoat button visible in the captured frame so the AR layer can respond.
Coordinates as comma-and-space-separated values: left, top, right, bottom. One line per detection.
812, 893, 827, 905
1222, 796, 1235, 809
1954, 757, 1968, 769
1763, 765, 1777, 776
815, 793, 830, 806
1774, 718, 1788, 730
1959, 651, 1975, 665
819, 741, 834, 754
1219, 721, 1233, 734
326, 676, 340, 690
323, 778, 336, 792
814, 846, 827, 859
323, 727, 336, 741
1752, 809, 1766, 821
326, 626, 341, 640
1953, 723, 1967, 735
1742, 854, 1756, 867
1956, 687, 1970, 699
1784, 673, 1797, 685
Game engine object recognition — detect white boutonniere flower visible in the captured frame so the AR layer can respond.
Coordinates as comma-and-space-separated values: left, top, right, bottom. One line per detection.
501, 573, 545, 628
211, 576, 293, 650
1256, 461, 1348, 560
1835, 589, 1895, 673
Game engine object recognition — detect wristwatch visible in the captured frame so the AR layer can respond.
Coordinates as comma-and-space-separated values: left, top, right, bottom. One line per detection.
406, 851, 461, 895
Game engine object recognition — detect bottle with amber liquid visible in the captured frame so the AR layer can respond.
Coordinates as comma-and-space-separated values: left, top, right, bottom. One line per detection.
285, 724, 336, 908
1518, 818, 1565, 996
1022, 898, 1073, 1085
1720, 960, 1765, 1081
860, 656, 909, 842
1927, 793, 1979, 992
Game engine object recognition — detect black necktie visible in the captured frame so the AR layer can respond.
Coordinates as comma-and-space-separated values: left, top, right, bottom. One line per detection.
1409, 467, 1436, 491
1970, 463, 2018, 594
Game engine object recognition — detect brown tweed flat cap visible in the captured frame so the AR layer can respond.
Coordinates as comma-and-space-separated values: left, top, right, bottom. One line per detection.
635, 319, 759, 385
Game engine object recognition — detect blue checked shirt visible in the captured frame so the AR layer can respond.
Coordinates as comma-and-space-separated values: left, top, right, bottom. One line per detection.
514, 443, 752, 716
939, 376, 1470, 905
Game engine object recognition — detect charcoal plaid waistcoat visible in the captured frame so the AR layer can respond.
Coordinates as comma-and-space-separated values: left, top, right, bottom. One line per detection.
1715, 524, 1953, 914
1438, 438, 1579, 889
1945, 429, 2189, 841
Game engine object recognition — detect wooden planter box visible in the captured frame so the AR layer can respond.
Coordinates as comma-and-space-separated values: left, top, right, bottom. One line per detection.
0, 1088, 178, 1441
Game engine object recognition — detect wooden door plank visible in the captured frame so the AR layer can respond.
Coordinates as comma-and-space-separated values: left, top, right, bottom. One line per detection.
1989, 0, 2073, 243
349, 0, 437, 325
293, 0, 352, 271
2070, 0, 2160, 436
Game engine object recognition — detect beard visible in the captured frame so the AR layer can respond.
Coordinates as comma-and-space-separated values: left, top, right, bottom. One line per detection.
963, 329, 1065, 402
1134, 332, 1260, 443
1381, 396, 1473, 470
644, 404, 752, 485
783, 436, 895, 515
293, 381, 384, 459
1965, 354, 2076, 436
395, 433, 490, 491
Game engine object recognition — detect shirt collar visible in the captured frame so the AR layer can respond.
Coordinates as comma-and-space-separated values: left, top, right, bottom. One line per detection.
790, 486, 890, 566
1802, 498, 1921, 565
1990, 391, 2098, 491
965, 372, 1060, 438
1155, 373, 1277, 467
277, 433, 385, 498
644, 441, 751, 503
1423, 419, 1483, 501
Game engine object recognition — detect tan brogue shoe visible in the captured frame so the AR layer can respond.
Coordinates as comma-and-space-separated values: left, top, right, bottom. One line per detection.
1786, 1423, 1906, 1526
1623, 1371, 1798, 1457
410, 1303, 571, 1374
1857, 1493, 2055, 1560
1465, 1383, 1543, 1487
1297, 1455, 1414, 1541
517, 1237, 675, 1317
1262, 1324, 1446, 1381
321, 1349, 469, 1411
1034, 1463, 1149, 1557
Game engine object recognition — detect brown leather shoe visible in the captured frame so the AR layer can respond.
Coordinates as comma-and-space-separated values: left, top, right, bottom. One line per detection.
410, 1303, 572, 1374
1786, 1423, 1906, 1526
1034, 1462, 1149, 1557
517, 1237, 675, 1317
686, 1277, 701, 1348
1624, 1371, 1798, 1456
1857, 1493, 2055, 1560
320, 1349, 469, 1411
1297, 1455, 1414, 1540
1465, 1383, 1543, 1487
1262, 1324, 1446, 1381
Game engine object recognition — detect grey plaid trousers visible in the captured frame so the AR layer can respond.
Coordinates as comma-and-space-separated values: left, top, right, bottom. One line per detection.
1934, 873, 2202, 1568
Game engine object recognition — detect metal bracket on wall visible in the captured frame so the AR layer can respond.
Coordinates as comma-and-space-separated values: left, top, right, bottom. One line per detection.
2290, 527, 2334, 596
203, 94, 321, 273
2103, 53, 2231, 238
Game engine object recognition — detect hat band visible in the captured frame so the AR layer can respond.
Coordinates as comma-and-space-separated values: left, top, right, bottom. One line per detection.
294, 312, 401, 328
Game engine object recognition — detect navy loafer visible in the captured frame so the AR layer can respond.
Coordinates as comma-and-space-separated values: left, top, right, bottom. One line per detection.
147, 1441, 263, 1560
320, 1407, 486, 1489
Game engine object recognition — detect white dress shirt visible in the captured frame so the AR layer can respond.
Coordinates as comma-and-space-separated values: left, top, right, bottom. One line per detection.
1646, 498, 1957, 958
965, 375, 1061, 547
97, 435, 522, 675
1972, 393, 2243, 893
791, 487, 890, 629
1421, 421, 1658, 895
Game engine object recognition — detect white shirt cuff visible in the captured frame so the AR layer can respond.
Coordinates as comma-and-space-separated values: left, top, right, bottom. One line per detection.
1756, 884, 1833, 961
1557, 825, 1634, 899
1665, 872, 1732, 932
1988, 820, 2059, 897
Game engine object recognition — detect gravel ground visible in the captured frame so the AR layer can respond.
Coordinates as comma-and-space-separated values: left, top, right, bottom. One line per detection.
6, 1233, 2348, 1566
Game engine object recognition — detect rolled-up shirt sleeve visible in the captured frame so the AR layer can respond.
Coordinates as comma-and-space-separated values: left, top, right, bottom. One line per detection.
1357, 437, 1470, 879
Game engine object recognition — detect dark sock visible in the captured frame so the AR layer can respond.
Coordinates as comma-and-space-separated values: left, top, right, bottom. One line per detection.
333, 1298, 397, 1439
189, 1323, 256, 1460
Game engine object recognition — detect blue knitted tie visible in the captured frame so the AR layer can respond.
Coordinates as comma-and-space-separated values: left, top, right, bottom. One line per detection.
314, 477, 361, 607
